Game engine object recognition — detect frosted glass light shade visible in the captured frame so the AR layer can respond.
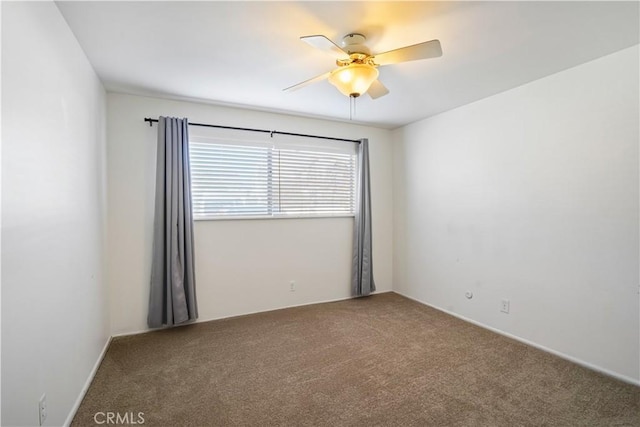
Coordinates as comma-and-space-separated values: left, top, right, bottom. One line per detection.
328, 63, 379, 97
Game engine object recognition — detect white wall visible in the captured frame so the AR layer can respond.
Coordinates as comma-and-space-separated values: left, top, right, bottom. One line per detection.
393, 46, 639, 382
1, 2, 110, 426
107, 93, 393, 335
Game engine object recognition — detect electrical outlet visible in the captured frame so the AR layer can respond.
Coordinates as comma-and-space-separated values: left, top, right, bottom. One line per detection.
501, 299, 510, 314
290, 281, 295, 292
39, 393, 47, 426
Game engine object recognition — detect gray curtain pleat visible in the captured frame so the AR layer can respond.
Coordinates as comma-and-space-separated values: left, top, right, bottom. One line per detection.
148, 116, 198, 328
352, 138, 375, 297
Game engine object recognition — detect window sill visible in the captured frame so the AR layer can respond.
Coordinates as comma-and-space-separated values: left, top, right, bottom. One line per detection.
193, 213, 355, 221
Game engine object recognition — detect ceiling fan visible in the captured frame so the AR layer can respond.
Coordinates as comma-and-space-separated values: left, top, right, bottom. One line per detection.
284, 33, 442, 99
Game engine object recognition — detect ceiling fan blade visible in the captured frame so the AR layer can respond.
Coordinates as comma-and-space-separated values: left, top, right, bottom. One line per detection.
283, 71, 331, 92
367, 79, 389, 99
301, 35, 348, 59
374, 39, 442, 66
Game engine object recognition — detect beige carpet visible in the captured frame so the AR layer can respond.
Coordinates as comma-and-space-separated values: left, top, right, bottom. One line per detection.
72, 293, 639, 426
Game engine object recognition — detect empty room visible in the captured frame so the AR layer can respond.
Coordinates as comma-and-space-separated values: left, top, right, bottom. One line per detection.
2, 1, 639, 426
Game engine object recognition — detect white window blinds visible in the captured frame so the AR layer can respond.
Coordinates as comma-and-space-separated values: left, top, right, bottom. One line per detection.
189, 135, 357, 219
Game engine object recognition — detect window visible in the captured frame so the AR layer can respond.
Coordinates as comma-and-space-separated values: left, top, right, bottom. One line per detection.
189, 134, 357, 219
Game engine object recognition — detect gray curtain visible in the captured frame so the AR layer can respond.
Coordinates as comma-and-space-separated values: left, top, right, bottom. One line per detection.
352, 138, 375, 297
148, 116, 198, 328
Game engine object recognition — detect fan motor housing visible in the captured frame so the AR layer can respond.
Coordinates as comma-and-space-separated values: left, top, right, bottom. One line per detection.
336, 53, 373, 67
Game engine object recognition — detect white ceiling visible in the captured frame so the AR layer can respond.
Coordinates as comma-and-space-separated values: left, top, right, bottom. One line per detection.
56, 1, 639, 129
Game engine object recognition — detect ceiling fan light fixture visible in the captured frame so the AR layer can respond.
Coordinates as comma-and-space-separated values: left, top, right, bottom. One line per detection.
328, 63, 379, 98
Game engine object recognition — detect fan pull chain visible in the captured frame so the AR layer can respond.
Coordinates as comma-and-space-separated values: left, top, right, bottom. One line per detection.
349, 96, 353, 120
349, 95, 357, 121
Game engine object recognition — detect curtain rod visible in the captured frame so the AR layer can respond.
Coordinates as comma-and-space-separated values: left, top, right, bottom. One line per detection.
143, 118, 360, 143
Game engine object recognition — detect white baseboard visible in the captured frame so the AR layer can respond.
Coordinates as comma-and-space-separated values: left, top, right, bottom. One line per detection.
64, 336, 112, 427
111, 290, 393, 339
394, 291, 640, 387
